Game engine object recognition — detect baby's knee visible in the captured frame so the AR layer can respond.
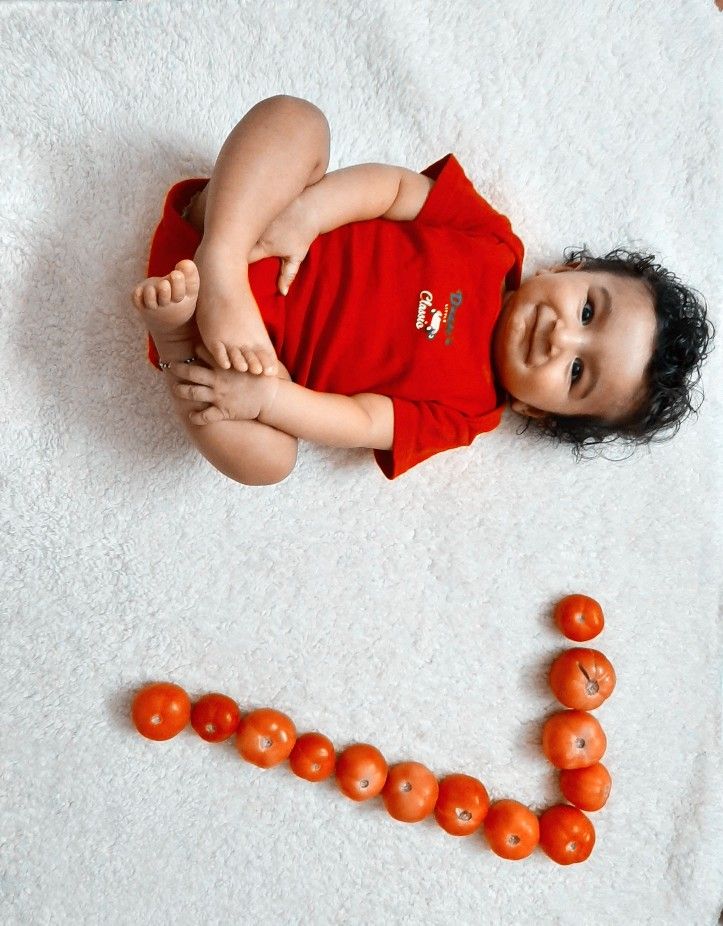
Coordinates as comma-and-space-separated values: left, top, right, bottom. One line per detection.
229, 452, 296, 486
181, 410, 298, 487
201, 432, 298, 486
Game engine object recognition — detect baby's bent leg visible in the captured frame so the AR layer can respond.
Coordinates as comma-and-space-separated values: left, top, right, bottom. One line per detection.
135, 261, 297, 486
180, 405, 298, 487
158, 328, 297, 486
169, 360, 298, 486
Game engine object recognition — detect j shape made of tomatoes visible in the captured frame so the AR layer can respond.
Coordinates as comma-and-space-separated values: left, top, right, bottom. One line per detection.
133, 597, 614, 870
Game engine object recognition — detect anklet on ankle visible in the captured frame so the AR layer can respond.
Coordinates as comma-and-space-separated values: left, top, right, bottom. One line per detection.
159, 356, 196, 371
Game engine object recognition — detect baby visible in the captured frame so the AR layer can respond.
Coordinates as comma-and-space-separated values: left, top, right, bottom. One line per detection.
132, 96, 713, 484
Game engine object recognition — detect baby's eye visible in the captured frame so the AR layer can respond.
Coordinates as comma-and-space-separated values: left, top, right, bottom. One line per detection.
571, 358, 584, 385
581, 300, 595, 325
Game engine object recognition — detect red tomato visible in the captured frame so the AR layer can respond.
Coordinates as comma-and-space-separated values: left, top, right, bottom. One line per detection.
559, 763, 612, 811
554, 595, 604, 641
542, 710, 607, 769
539, 804, 596, 864
434, 774, 490, 836
549, 648, 616, 710
382, 762, 439, 823
235, 708, 296, 768
132, 682, 191, 741
289, 732, 336, 782
483, 800, 539, 860
190, 692, 241, 743
335, 743, 388, 801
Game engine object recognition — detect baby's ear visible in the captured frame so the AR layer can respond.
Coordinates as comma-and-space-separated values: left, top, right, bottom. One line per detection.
509, 398, 547, 419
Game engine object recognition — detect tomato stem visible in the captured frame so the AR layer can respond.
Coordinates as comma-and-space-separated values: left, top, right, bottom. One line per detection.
578, 661, 600, 696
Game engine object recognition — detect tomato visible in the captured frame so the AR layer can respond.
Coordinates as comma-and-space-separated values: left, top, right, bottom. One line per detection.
549, 648, 616, 710
553, 595, 604, 641
539, 804, 595, 864
542, 710, 607, 769
382, 762, 439, 823
483, 800, 539, 860
289, 732, 336, 782
335, 743, 388, 801
190, 692, 241, 743
132, 682, 191, 741
434, 773, 490, 836
235, 708, 297, 768
559, 763, 611, 811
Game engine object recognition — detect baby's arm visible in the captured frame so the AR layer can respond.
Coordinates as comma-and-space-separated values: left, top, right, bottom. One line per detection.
303, 163, 434, 228
171, 350, 393, 451
194, 95, 330, 373
260, 382, 393, 451
249, 164, 434, 294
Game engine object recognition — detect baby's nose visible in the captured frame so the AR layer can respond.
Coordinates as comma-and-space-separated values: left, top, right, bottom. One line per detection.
548, 318, 579, 356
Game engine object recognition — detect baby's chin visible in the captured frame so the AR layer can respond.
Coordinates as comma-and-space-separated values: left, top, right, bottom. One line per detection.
492, 293, 525, 388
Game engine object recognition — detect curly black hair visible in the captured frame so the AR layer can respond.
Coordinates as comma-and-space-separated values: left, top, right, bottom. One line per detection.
521, 247, 715, 459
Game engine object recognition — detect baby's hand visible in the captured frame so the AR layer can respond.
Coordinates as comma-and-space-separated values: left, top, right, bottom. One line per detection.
248, 192, 319, 296
168, 344, 279, 426
193, 245, 278, 376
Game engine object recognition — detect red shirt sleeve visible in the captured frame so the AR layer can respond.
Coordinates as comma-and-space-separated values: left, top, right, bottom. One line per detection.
417, 154, 524, 290
374, 398, 504, 480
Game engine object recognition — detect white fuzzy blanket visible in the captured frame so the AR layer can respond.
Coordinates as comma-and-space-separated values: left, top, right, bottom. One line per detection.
2, 1, 722, 924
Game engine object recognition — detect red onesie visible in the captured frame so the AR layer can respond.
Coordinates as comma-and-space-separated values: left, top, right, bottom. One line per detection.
146, 154, 524, 478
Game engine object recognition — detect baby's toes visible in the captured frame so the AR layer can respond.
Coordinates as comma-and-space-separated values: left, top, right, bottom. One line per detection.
257, 348, 278, 376
242, 349, 264, 375
176, 259, 200, 296
167, 269, 186, 303
156, 278, 173, 307
142, 281, 160, 311
228, 347, 249, 372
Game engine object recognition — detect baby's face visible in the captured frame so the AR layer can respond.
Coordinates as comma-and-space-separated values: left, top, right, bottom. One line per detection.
492, 266, 657, 421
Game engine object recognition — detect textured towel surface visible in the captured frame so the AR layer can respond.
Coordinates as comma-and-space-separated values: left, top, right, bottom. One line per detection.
2, 2, 722, 924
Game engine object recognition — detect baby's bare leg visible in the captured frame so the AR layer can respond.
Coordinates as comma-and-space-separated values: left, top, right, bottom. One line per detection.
192, 95, 330, 373
133, 260, 297, 485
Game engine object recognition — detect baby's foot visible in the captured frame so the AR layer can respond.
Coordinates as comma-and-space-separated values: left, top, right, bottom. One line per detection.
192, 267, 278, 375
131, 259, 200, 337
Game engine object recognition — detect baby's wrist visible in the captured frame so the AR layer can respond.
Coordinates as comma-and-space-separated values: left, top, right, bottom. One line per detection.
258, 376, 283, 424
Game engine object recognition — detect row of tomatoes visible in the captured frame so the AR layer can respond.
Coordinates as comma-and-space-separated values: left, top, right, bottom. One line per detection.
131, 595, 613, 865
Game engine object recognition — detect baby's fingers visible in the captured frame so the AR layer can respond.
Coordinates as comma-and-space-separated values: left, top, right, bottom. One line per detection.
167, 361, 214, 385
277, 257, 301, 296
188, 405, 226, 426
171, 382, 215, 403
